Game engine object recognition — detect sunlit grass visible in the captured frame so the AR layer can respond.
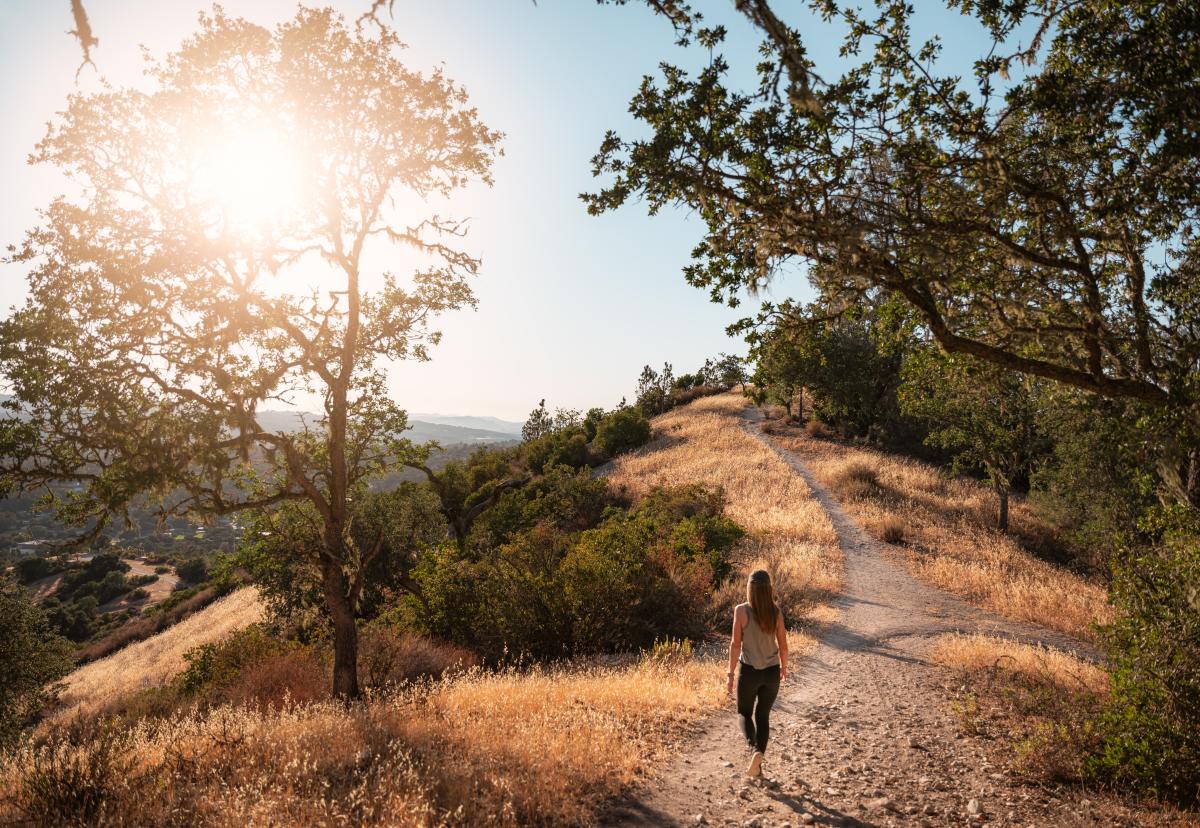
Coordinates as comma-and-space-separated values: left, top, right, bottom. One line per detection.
9, 394, 841, 826
771, 430, 1110, 640
931, 633, 1107, 696
52, 588, 265, 722
3, 659, 722, 827
608, 393, 842, 617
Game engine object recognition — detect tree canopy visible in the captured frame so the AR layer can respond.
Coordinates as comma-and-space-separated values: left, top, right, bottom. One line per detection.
586, 0, 1200, 472
1, 7, 500, 698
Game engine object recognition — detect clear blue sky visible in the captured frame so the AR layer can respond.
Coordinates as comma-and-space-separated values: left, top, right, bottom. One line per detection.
0, 1, 995, 421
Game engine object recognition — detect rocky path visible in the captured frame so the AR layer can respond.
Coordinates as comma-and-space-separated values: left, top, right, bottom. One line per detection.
605, 416, 1126, 827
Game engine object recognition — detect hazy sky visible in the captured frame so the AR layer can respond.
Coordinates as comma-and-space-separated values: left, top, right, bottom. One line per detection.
0, 1, 992, 421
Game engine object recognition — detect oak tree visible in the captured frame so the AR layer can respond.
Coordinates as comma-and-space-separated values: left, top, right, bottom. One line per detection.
586, 0, 1200, 502
1, 7, 500, 699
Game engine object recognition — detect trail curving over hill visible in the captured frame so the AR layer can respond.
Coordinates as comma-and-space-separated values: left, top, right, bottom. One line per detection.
605, 410, 1134, 827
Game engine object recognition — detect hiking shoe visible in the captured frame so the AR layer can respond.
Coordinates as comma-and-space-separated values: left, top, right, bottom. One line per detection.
747, 751, 764, 778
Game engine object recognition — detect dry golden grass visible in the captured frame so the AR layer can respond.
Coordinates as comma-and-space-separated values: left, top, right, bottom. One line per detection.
4, 395, 839, 826
53, 587, 265, 721
772, 432, 1110, 641
3, 659, 723, 827
931, 633, 1107, 696
930, 633, 1112, 789
609, 393, 841, 618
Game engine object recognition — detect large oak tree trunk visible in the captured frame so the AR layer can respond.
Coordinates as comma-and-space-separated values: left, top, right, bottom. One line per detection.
320, 554, 360, 700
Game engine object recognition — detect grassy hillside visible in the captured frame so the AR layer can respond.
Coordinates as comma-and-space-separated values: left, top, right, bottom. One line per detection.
52, 588, 265, 722
608, 393, 841, 627
766, 421, 1111, 641
4, 394, 838, 827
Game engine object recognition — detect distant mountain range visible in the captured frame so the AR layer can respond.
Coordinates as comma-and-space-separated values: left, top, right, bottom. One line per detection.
0, 397, 521, 446
254, 410, 519, 445
409, 413, 523, 437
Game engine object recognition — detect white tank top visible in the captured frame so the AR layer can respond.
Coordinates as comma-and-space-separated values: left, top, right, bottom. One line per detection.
739, 603, 780, 669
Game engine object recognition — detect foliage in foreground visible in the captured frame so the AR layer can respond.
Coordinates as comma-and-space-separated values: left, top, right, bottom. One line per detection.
0, 583, 73, 748
1091, 508, 1200, 806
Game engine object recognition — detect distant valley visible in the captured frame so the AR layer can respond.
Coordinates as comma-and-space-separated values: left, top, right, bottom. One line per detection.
1, 397, 522, 446
254, 410, 521, 445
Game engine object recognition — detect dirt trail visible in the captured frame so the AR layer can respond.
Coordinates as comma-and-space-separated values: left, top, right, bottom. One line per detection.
606, 414, 1130, 827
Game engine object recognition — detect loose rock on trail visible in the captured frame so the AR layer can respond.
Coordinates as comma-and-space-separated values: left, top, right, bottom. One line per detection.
605, 411, 1143, 827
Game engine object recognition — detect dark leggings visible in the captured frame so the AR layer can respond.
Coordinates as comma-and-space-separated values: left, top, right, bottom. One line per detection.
736, 662, 781, 753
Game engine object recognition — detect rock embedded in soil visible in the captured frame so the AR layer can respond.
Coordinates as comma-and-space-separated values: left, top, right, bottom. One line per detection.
865, 796, 894, 812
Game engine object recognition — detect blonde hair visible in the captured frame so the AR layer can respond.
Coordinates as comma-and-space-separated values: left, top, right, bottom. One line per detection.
747, 569, 778, 633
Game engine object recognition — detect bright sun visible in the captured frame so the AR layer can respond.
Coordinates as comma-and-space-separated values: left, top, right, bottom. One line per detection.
193, 121, 304, 233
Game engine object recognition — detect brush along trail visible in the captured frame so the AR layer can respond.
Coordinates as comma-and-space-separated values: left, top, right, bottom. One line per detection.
605, 408, 1147, 828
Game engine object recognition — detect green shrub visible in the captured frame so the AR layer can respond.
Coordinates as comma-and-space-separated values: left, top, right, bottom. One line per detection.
592, 407, 651, 458
176, 557, 209, 585
468, 465, 614, 551
42, 595, 100, 642
623, 484, 743, 581
180, 624, 291, 695
0, 584, 74, 747
1089, 506, 1200, 806
413, 483, 741, 661
16, 556, 54, 585
522, 427, 590, 474
583, 407, 606, 442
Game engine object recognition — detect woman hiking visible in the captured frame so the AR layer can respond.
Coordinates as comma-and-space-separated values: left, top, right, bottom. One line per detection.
726, 569, 788, 778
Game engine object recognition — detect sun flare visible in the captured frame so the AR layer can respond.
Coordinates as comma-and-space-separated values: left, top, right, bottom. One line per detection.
193, 122, 304, 233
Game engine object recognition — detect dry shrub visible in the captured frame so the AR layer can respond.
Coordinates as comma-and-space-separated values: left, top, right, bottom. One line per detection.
804, 419, 833, 438
0, 659, 724, 827
872, 516, 906, 544
359, 626, 477, 689
669, 384, 725, 408
774, 433, 1110, 641
932, 633, 1106, 784
829, 459, 880, 501
217, 648, 330, 710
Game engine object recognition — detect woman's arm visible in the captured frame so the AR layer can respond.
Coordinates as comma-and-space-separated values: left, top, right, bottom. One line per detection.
727, 605, 744, 695
776, 610, 789, 682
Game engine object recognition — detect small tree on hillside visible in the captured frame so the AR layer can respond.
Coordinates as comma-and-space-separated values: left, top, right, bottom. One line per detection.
0, 581, 74, 747
701, 353, 748, 391
404, 448, 530, 554
636, 362, 674, 416
751, 327, 814, 421
0, 8, 500, 699
522, 399, 554, 442
899, 349, 1049, 532
592, 407, 651, 457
